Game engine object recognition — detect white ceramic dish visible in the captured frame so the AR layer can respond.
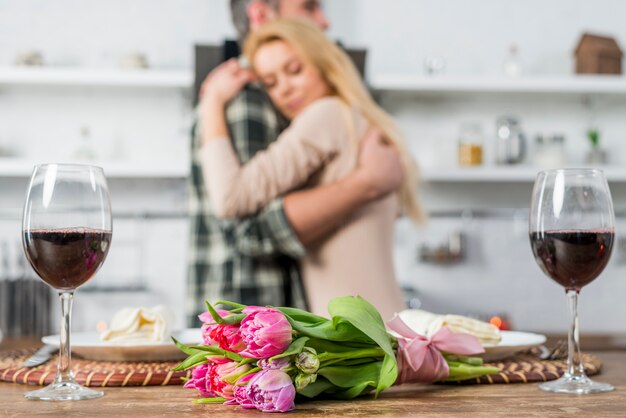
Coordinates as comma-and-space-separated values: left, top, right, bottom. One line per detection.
481, 330, 547, 361
42, 328, 202, 362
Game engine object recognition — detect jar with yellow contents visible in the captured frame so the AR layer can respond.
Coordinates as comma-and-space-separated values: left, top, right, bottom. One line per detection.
458, 122, 484, 166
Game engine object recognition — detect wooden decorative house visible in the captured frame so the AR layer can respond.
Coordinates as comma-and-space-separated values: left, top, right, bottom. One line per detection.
575, 33, 623, 74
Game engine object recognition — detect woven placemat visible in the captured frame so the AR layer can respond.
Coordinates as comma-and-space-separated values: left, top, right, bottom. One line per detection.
1, 349, 604, 387
0, 349, 190, 387
447, 352, 603, 385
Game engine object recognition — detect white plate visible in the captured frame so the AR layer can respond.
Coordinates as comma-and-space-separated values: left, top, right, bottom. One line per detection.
42, 328, 202, 362
481, 330, 546, 361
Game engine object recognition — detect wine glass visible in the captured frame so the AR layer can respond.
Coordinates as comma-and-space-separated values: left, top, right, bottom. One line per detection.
529, 168, 614, 394
22, 164, 112, 400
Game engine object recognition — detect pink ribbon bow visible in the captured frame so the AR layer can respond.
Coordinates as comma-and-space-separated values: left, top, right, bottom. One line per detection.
387, 314, 485, 384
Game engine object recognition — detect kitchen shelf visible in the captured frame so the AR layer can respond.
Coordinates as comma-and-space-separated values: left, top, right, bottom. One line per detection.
0, 158, 188, 179
0, 67, 193, 89
421, 166, 626, 183
371, 74, 626, 95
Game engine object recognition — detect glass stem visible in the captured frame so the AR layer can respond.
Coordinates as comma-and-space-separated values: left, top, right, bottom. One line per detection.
565, 289, 585, 378
55, 291, 76, 384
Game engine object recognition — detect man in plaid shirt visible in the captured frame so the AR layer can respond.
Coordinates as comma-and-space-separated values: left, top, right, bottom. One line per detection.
187, 0, 404, 324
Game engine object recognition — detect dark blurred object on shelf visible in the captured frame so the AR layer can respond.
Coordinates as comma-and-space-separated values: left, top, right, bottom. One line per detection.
0, 241, 53, 339
575, 33, 623, 74
0, 278, 53, 339
418, 230, 465, 264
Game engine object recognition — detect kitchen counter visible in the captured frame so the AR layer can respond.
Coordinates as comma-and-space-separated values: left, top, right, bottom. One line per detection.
1, 346, 625, 417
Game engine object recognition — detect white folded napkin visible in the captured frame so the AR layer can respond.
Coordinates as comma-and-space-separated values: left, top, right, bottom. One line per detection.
100, 305, 173, 343
398, 309, 501, 346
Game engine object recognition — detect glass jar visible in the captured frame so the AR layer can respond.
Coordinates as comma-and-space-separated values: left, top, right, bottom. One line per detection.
495, 116, 527, 165
533, 134, 566, 168
458, 123, 484, 166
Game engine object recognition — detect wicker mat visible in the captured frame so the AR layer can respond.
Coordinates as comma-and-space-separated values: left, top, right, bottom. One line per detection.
0, 349, 190, 387
0, 348, 603, 387
448, 352, 603, 385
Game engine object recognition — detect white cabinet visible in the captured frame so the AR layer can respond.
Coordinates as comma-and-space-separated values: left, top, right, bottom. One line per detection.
421, 166, 626, 183
371, 74, 626, 186
0, 66, 193, 180
0, 67, 192, 89
0, 157, 188, 178
372, 74, 626, 95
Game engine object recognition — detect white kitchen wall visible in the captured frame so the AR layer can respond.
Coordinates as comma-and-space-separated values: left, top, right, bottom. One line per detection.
336, 0, 626, 76
2, 0, 626, 334
0, 0, 233, 69
3, 0, 625, 164
332, 0, 626, 167
395, 212, 626, 335
8, 0, 622, 73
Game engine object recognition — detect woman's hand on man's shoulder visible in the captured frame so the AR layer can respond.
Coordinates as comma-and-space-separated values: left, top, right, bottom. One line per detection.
200, 58, 255, 107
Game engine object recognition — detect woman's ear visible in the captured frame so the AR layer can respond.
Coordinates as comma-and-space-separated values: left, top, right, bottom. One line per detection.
247, 1, 278, 32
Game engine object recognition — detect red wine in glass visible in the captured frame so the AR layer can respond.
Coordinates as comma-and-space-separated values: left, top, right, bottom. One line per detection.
529, 168, 615, 394
22, 164, 112, 401
530, 229, 614, 291
23, 228, 112, 291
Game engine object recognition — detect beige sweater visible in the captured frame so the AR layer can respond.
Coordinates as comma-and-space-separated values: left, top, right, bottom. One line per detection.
200, 97, 405, 320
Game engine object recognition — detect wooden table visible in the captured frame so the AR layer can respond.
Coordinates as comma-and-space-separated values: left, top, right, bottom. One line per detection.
1, 348, 625, 417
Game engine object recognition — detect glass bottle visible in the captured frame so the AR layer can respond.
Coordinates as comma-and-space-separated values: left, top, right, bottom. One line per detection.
503, 44, 523, 78
73, 126, 96, 160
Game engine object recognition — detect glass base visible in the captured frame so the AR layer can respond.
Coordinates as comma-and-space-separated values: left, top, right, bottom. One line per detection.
539, 373, 614, 394
25, 381, 104, 401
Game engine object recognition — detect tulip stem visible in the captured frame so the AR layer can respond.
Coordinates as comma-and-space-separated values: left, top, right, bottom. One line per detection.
214, 299, 246, 311
238, 367, 261, 380
318, 348, 385, 362
193, 397, 226, 404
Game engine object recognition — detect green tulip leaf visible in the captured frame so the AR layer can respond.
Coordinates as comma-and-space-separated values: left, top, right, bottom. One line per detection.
296, 376, 335, 398
278, 308, 373, 343
326, 296, 398, 395
318, 362, 381, 388
331, 381, 377, 400
171, 350, 210, 371
271, 336, 309, 360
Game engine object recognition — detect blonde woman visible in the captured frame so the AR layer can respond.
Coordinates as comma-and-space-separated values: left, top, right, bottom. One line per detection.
199, 18, 424, 320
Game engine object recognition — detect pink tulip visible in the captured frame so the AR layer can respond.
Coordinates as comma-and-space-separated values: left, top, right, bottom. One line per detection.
198, 309, 229, 344
246, 369, 296, 412
184, 357, 251, 400
210, 357, 252, 399
225, 372, 257, 409
239, 306, 292, 359
183, 363, 214, 398
198, 309, 245, 353
258, 356, 291, 371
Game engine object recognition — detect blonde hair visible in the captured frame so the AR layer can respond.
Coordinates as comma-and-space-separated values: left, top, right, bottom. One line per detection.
244, 18, 425, 224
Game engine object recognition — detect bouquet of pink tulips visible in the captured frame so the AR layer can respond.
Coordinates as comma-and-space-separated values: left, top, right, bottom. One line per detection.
174, 296, 499, 413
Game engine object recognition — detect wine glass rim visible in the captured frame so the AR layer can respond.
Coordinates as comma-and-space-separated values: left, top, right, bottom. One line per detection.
537, 168, 605, 176
33, 163, 105, 173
